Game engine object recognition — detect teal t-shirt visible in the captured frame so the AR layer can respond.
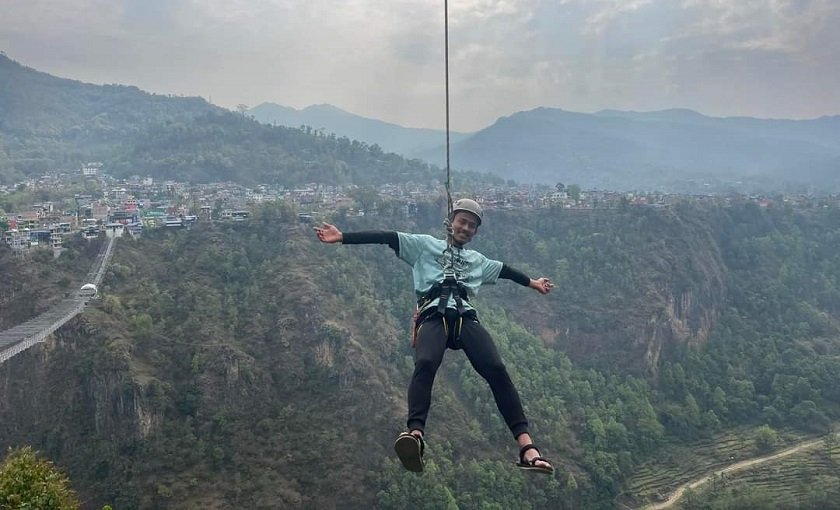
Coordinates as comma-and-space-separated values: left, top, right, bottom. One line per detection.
397, 232, 503, 313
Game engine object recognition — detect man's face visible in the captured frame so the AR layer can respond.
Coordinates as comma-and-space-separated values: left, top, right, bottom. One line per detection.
451, 211, 479, 246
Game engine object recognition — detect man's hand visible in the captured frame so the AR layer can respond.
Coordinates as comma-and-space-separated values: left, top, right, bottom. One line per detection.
529, 277, 554, 295
314, 222, 343, 243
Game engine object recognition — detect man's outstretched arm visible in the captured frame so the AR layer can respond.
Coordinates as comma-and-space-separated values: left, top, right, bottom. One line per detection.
314, 222, 400, 254
500, 265, 554, 295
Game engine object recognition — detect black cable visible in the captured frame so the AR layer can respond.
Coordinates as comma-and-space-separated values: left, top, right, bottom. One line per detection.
444, 0, 455, 272
445, 0, 452, 218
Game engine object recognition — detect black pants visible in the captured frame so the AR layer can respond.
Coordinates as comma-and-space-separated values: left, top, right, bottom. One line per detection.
407, 308, 529, 439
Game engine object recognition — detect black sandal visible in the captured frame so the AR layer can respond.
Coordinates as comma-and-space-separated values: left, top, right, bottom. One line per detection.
394, 432, 425, 473
516, 444, 554, 474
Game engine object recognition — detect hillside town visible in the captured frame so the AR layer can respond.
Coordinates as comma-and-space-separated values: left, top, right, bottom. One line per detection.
2, 162, 838, 253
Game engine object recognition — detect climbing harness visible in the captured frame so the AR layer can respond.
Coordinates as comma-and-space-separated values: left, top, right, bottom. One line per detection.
411, 279, 468, 346
415, 279, 469, 315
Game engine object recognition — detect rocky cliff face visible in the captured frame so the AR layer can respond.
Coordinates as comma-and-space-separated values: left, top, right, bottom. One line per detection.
637, 284, 724, 375
0, 316, 163, 438
480, 206, 729, 376
638, 212, 728, 373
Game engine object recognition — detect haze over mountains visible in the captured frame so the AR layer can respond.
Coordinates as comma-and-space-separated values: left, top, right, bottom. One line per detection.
0, 54, 437, 186
248, 102, 471, 160
251, 102, 840, 193
1, 53, 838, 193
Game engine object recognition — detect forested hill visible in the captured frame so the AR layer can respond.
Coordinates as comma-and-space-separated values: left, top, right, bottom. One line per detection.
0, 55, 214, 136
0, 54, 212, 181
0, 54, 440, 185
2, 201, 840, 508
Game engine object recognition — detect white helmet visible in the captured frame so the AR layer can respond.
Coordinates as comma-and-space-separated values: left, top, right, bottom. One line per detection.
452, 198, 483, 225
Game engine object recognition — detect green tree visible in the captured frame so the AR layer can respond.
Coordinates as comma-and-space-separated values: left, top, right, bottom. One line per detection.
0, 446, 81, 510
566, 472, 578, 510
349, 186, 380, 213
824, 426, 838, 465
251, 201, 296, 224
753, 424, 779, 453
568, 184, 581, 201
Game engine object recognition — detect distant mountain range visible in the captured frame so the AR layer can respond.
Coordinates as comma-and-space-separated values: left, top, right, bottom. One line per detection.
248, 102, 471, 158
252, 102, 840, 193
2, 52, 838, 192
441, 107, 840, 191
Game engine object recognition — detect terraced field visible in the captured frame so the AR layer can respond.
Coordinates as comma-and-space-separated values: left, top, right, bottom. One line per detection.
619, 427, 839, 509
619, 429, 765, 506
688, 443, 840, 508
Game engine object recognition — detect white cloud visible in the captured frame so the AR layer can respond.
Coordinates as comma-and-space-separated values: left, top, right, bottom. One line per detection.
1, 0, 838, 129
584, 0, 654, 35
676, 0, 836, 54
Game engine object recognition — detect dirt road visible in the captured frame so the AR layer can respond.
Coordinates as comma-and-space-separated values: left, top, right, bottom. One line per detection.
641, 434, 834, 510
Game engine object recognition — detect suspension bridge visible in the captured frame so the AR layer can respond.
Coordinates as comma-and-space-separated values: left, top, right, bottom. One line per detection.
0, 236, 116, 364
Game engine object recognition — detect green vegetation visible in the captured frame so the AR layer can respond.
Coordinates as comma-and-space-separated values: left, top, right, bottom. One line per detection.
0, 234, 103, 330
106, 110, 440, 185
752, 425, 779, 453
678, 440, 840, 509
5, 51, 840, 509
0, 446, 80, 510
0, 54, 449, 187
2, 201, 840, 508
0, 54, 215, 184
624, 427, 762, 504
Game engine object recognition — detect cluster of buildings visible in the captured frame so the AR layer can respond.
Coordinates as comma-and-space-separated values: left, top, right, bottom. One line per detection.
1, 194, 207, 252
3, 163, 840, 253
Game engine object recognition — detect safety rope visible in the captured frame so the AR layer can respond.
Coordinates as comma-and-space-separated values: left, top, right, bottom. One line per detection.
443, 0, 456, 274
411, 0, 459, 347
444, 0, 453, 220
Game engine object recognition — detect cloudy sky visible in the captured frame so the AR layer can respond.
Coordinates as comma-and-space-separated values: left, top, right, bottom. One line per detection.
2, 0, 838, 131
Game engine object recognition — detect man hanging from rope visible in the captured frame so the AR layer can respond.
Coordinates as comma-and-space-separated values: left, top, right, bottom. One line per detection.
315, 198, 555, 474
